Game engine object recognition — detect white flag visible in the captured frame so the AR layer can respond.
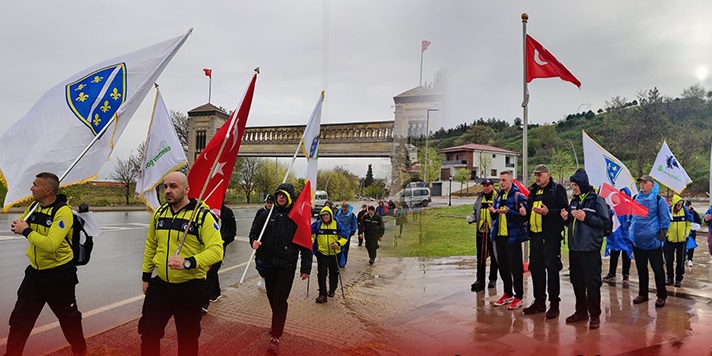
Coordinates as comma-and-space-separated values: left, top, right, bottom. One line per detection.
135, 88, 187, 212
649, 141, 692, 194
301, 92, 324, 198
582, 130, 638, 195
0, 30, 191, 211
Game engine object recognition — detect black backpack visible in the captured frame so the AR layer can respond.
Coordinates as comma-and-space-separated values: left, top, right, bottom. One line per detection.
29, 198, 93, 266
603, 206, 615, 237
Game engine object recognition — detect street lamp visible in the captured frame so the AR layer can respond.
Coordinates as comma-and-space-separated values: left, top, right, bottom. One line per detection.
424, 108, 439, 185
448, 176, 452, 206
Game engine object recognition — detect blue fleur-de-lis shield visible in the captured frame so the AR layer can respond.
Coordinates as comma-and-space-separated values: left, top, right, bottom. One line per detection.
604, 156, 621, 185
65, 63, 126, 136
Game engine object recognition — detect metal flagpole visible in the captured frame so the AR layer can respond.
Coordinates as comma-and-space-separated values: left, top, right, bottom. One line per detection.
208, 75, 212, 104
419, 46, 424, 86
521, 13, 530, 264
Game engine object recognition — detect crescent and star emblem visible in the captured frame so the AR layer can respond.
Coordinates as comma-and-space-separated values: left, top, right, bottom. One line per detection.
534, 49, 548, 66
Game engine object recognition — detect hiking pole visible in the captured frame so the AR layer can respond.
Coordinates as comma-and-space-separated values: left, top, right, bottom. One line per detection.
333, 250, 345, 299
306, 276, 310, 298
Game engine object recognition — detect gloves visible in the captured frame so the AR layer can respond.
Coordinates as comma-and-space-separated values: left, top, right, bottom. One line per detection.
657, 228, 668, 242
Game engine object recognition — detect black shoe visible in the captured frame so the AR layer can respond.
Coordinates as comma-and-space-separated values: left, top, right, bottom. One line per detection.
565, 313, 589, 323
368, 260, 374, 265
655, 297, 666, 308
471, 280, 485, 292
674, 281, 682, 288
328, 290, 336, 298
267, 337, 280, 354
315, 295, 327, 303
487, 280, 496, 289
633, 295, 649, 304
589, 317, 600, 329
522, 301, 546, 315
545, 303, 560, 319
201, 303, 209, 313
665, 279, 673, 286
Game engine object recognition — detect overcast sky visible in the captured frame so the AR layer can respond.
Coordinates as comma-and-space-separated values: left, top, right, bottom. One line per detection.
2, 1, 712, 180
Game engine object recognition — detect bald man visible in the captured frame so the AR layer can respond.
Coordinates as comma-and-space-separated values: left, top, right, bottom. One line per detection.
138, 172, 224, 356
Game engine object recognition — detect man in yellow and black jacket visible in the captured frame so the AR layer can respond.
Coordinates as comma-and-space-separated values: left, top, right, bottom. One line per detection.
311, 206, 348, 303
665, 194, 692, 288
138, 172, 223, 356
6, 172, 87, 356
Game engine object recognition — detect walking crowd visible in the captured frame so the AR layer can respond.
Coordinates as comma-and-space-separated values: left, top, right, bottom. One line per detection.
468, 166, 707, 330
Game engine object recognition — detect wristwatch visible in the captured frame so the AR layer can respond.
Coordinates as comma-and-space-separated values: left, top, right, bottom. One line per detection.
183, 258, 192, 269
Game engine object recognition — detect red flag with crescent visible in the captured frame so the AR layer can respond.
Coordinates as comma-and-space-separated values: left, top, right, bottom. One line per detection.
526, 35, 580, 88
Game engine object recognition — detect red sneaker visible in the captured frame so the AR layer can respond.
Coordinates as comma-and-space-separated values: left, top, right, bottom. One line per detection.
508, 298, 524, 310
494, 293, 514, 306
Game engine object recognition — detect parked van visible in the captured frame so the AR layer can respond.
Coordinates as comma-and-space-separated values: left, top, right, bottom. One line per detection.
398, 187, 431, 207
312, 190, 328, 215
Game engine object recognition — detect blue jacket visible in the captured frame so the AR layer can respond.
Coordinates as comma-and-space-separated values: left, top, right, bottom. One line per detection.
335, 204, 358, 237
489, 183, 528, 244
629, 183, 671, 250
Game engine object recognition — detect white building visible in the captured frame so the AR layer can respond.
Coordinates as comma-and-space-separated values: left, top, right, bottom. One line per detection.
437, 143, 519, 181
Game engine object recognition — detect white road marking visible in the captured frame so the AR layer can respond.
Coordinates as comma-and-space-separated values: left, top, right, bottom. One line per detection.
0, 261, 250, 347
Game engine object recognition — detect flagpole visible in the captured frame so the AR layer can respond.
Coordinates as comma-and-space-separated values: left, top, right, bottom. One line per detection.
521, 13, 530, 265
208, 75, 212, 104
419, 46, 424, 86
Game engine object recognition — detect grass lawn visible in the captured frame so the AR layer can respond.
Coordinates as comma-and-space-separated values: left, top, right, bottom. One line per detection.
390, 204, 578, 258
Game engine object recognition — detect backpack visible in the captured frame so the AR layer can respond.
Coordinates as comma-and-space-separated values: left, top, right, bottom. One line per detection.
603, 206, 615, 237
30, 199, 93, 266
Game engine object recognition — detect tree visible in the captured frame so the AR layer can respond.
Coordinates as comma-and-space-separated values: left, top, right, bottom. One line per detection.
454, 168, 470, 194
364, 164, 374, 187
549, 148, 574, 183
111, 151, 140, 205
455, 125, 496, 145
170, 110, 190, 172
419, 147, 443, 183
476, 152, 493, 179
253, 159, 297, 199
232, 157, 261, 203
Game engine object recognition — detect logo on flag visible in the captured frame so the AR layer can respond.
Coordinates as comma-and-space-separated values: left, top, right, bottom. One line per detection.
66, 64, 127, 136
604, 156, 622, 185
308, 136, 319, 159
649, 141, 692, 194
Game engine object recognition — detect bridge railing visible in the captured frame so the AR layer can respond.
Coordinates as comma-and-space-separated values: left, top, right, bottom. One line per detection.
242, 121, 395, 144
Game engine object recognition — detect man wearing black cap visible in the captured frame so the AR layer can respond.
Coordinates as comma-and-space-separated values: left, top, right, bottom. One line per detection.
467, 178, 498, 292
561, 168, 610, 329
629, 175, 669, 307
520, 164, 569, 319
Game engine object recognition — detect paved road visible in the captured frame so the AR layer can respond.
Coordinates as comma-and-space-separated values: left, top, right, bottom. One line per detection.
0, 207, 266, 355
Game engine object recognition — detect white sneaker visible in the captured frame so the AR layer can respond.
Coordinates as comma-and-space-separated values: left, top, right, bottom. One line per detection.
686, 260, 693, 268
257, 278, 266, 291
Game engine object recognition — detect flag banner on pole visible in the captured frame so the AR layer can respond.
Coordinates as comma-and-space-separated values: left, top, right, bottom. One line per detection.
135, 88, 187, 212
512, 179, 529, 197
0, 30, 191, 211
203, 68, 212, 77
288, 180, 314, 250
649, 141, 692, 194
525, 35, 581, 88
301, 92, 324, 198
187, 74, 257, 217
582, 131, 638, 195
600, 183, 648, 218
421, 40, 431, 52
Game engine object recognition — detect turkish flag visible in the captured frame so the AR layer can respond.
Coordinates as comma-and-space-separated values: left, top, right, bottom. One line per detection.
187, 74, 257, 217
600, 183, 648, 217
513, 179, 530, 198
288, 180, 314, 250
203, 68, 212, 77
525, 35, 580, 88
421, 40, 431, 52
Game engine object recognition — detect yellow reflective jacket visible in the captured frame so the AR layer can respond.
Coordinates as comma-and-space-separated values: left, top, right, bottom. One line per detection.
667, 194, 691, 243
21, 199, 74, 270
142, 199, 224, 283
311, 206, 348, 255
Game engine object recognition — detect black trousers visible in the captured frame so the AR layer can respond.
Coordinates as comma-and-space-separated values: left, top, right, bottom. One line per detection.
687, 234, 696, 260
365, 233, 380, 261
664, 241, 686, 282
569, 251, 602, 318
528, 232, 562, 303
263, 265, 297, 338
5, 264, 86, 356
475, 230, 498, 283
633, 246, 667, 299
494, 236, 524, 299
205, 259, 223, 300
316, 252, 339, 296
138, 277, 205, 356
608, 250, 631, 276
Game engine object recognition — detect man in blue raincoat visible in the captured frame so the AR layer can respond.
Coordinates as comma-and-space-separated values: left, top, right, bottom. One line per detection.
602, 187, 634, 286
629, 175, 670, 307
335, 202, 358, 267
